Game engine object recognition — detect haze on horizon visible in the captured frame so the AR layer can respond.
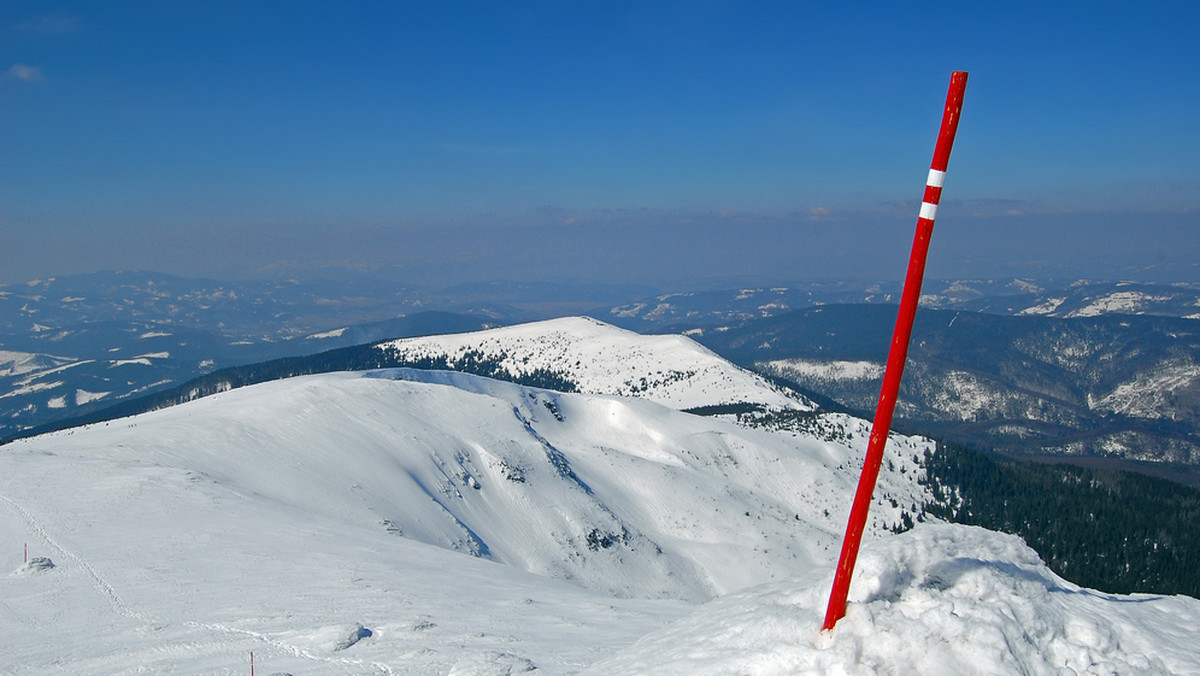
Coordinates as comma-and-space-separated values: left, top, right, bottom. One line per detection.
2, 3, 1197, 289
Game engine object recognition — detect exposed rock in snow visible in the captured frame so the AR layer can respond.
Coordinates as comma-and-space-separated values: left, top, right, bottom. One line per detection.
12, 557, 55, 575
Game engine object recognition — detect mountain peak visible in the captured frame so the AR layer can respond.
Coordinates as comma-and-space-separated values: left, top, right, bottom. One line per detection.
376, 316, 813, 412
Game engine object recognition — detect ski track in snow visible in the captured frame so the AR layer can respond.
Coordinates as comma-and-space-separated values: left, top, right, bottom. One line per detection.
1, 492, 147, 623
182, 620, 396, 675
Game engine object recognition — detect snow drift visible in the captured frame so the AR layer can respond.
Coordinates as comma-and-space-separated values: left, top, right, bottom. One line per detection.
587, 523, 1199, 675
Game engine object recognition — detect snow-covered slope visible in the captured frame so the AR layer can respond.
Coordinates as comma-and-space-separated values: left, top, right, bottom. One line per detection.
587, 524, 1200, 675
1091, 360, 1200, 419
4, 363, 1198, 672
3, 369, 918, 599
2, 366, 925, 672
375, 316, 811, 412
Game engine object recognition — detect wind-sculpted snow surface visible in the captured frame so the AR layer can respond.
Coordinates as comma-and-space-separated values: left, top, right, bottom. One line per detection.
586, 524, 1200, 675
375, 316, 812, 412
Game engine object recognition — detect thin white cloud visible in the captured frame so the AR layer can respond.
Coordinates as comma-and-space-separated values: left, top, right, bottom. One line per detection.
7, 63, 45, 82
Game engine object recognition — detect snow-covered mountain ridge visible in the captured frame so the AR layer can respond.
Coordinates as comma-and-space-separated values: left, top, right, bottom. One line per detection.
3, 365, 922, 672
375, 316, 812, 412
4, 317, 1200, 672
28, 368, 908, 601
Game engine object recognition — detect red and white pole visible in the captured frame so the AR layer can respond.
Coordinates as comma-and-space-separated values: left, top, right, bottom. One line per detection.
822, 71, 968, 632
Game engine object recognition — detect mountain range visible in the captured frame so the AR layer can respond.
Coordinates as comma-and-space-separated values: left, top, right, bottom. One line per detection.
3, 320, 925, 672
6, 271, 1200, 455
679, 305, 1200, 481
6, 270, 1200, 510
599, 278, 1200, 330
4, 316, 1198, 673
13, 312, 1196, 593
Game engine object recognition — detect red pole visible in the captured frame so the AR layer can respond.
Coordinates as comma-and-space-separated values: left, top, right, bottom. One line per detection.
822, 71, 968, 632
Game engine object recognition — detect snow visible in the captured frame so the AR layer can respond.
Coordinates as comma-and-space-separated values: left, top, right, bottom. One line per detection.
74, 389, 110, 405
2, 374, 701, 673
108, 357, 154, 367
586, 524, 1200, 675
0, 365, 923, 673
108, 352, 168, 367
1010, 279, 1044, 294
376, 316, 811, 412
308, 327, 349, 339
125, 378, 175, 395
0, 350, 48, 377
1067, 291, 1174, 318
763, 358, 884, 384
1092, 361, 1200, 418
11, 358, 93, 385
0, 380, 63, 400
610, 302, 647, 318
0, 350, 77, 378
1017, 297, 1066, 316
2, 318, 1198, 673
925, 370, 1001, 421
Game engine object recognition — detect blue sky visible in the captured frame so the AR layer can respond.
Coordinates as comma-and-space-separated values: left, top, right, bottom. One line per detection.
2, 2, 1198, 287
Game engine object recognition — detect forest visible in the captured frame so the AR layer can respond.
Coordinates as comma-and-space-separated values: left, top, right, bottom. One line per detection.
920, 442, 1200, 597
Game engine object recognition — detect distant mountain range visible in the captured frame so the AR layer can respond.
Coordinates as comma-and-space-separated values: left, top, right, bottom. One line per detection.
596, 278, 1200, 330
5, 271, 1200, 483
0, 309, 498, 441
9, 312, 1199, 600
3, 315, 1197, 673
679, 306, 1200, 479
0, 272, 525, 438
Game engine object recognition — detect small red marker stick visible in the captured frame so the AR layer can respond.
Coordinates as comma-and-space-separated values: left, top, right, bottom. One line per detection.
822, 71, 968, 632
